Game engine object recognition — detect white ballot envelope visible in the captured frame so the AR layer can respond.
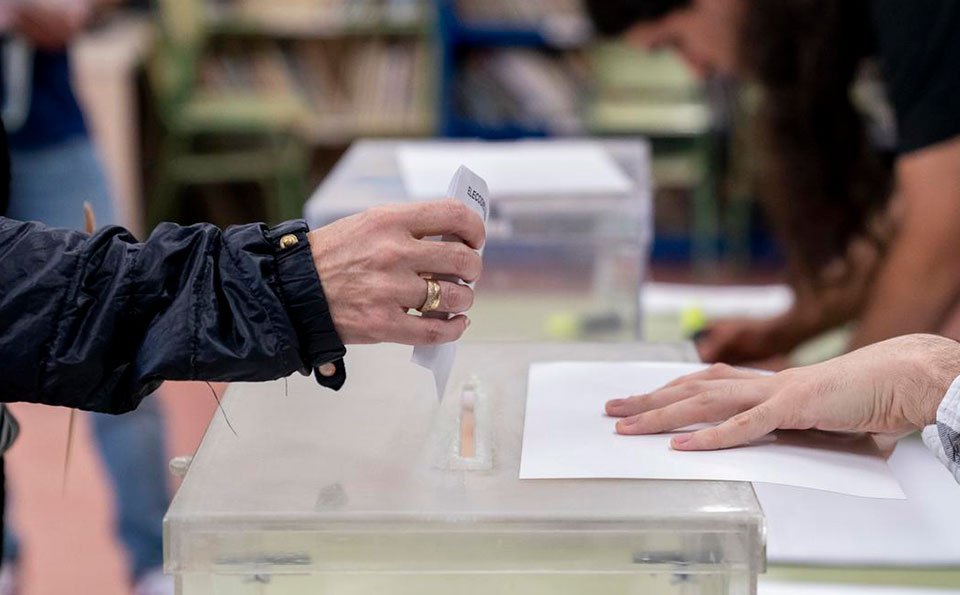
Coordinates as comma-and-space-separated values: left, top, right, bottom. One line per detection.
411, 166, 490, 399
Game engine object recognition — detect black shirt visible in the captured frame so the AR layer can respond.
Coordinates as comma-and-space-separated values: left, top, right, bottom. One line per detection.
871, 0, 960, 153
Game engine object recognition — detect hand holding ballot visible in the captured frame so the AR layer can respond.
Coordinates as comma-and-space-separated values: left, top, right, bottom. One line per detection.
606, 334, 960, 452
307, 201, 485, 345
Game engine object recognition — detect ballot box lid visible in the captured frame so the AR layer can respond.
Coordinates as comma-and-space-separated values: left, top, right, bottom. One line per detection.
165, 342, 765, 577
304, 139, 653, 247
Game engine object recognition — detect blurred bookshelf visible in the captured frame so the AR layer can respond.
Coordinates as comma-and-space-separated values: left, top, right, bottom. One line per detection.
185, 0, 712, 144
437, 0, 711, 141
206, 0, 428, 37
152, 0, 737, 269
198, 0, 437, 145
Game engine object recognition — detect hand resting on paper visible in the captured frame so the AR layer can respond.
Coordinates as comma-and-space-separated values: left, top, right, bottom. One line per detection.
606, 334, 960, 451
308, 201, 484, 345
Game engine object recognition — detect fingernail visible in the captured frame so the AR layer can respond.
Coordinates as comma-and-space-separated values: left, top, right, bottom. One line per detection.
464, 317, 471, 329
607, 399, 624, 408
620, 415, 640, 427
671, 433, 693, 448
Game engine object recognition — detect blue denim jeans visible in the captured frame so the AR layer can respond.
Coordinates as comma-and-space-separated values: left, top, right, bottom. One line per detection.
3, 136, 170, 581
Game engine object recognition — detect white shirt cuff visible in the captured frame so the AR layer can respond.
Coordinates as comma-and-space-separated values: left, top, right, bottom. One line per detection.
922, 373, 960, 483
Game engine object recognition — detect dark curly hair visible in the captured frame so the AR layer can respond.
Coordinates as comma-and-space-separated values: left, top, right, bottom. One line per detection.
585, 0, 892, 280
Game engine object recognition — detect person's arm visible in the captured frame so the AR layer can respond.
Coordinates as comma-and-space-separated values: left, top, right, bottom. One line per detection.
0, 202, 484, 414
849, 137, 960, 349
697, 237, 881, 364
0, 218, 345, 413
606, 333, 960, 480
696, 292, 847, 365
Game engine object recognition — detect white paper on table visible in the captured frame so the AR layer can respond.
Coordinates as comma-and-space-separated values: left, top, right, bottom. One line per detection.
397, 142, 633, 200
411, 165, 489, 399
761, 582, 960, 595
642, 282, 795, 319
519, 362, 906, 499
757, 438, 960, 566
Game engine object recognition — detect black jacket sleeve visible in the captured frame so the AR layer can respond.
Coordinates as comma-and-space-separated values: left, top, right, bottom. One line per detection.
0, 217, 346, 414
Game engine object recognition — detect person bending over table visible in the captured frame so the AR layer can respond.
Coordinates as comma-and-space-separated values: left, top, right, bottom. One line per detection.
586, 0, 960, 364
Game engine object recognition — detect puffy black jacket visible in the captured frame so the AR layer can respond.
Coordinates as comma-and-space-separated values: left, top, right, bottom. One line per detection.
0, 124, 346, 416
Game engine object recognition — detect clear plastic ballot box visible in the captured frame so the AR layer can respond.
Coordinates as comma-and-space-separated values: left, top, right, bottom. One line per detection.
304, 140, 653, 341
165, 342, 766, 594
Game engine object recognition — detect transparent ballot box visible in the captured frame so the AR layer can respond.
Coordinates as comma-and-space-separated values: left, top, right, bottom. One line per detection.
304, 140, 653, 341
165, 343, 766, 594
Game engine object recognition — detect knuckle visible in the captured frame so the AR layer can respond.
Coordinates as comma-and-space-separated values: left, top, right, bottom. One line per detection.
447, 200, 469, 219
466, 251, 482, 279
381, 240, 409, 267
450, 245, 480, 280
733, 411, 755, 429
752, 403, 773, 424
701, 429, 723, 449
451, 285, 474, 311
365, 205, 393, 229
422, 320, 444, 344
777, 394, 812, 429
645, 410, 666, 430
621, 395, 648, 413
453, 245, 470, 274
367, 311, 393, 341
441, 200, 465, 223
694, 392, 715, 408
374, 276, 401, 302
708, 363, 733, 376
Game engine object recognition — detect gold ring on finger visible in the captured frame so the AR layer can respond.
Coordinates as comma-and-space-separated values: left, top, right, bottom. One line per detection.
419, 279, 442, 313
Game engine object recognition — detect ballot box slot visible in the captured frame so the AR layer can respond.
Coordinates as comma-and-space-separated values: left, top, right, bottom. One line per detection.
445, 377, 493, 471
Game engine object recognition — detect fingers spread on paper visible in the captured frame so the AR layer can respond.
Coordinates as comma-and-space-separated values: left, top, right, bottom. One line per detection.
607, 375, 777, 448
661, 363, 759, 389
615, 388, 755, 435
671, 404, 782, 451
